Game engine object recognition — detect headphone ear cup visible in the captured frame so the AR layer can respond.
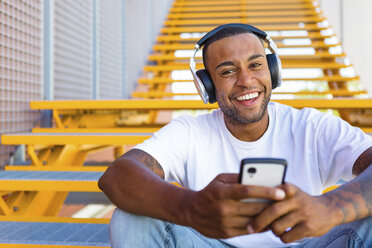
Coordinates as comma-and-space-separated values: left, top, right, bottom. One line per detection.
196, 69, 217, 103
266, 54, 279, 89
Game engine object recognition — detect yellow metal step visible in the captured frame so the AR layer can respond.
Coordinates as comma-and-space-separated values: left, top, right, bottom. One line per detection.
29, 99, 372, 111
148, 53, 346, 62
156, 33, 335, 43
170, 3, 316, 11
1, 133, 151, 145
167, 10, 319, 19
131, 90, 367, 98
161, 24, 328, 34
173, 0, 314, 6
143, 62, 350, 72
0, 170, 103, 192
163, 16, 325, 26
138, 76, 360, 85
4, 166, 108, 171
32, 127, 161, 133
152, 41, 339, 52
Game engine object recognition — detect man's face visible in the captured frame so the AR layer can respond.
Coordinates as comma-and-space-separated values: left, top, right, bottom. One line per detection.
205, 33, 272, 125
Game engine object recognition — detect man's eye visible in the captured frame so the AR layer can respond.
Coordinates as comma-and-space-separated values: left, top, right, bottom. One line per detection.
250, 62, 262, 68
221, 69, 235, 75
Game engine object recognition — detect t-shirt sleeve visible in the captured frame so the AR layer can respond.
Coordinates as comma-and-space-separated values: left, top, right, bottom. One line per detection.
133, 116, 190, 184
316, 112, 372, 186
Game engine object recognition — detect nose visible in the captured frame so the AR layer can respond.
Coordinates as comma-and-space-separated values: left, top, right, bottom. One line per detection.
235, 68, 254, 88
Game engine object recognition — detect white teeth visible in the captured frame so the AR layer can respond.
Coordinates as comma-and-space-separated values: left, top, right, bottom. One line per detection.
236, 92, 259, 101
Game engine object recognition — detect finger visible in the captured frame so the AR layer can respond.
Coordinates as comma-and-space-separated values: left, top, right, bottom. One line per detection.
216, 173, 240, 184
235, 201, 269, 216
228, 184, 286, 201
278, 183, 298, 199
249, 200, 295, 233
220, 227, 250, 239
279, 222, 310, 244
227, 215, 254, 229
270, 211, 302, 237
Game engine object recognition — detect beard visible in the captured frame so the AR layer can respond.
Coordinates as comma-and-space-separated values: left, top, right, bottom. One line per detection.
217, 91, 271, 125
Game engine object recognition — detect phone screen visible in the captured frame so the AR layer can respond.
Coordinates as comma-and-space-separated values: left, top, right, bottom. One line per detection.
239, 158, 287, 202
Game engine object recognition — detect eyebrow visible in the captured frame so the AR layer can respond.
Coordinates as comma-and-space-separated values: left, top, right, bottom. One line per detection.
215, 54, 265, 70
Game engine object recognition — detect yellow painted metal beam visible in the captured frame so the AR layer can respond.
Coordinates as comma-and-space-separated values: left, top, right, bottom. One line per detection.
152, 41, 338, 51
157, 33, 334, 43
167, 10, 319, 19
170, 4, 316, 12
0, 244, 109, 248
32, 127, 161, 133
0, 180, 100, 192
173, 0, 313, 5
0, 215, 110, 223
148, 53, 346, 62
28, 99, 372, 111
161, 24, 327, 34
163, 16, 325, 26
1, 133, 151, 145
143, 62, 350, 72
4, 166, 108, 171
132, 90, 367, 98
138, 76, 360, 85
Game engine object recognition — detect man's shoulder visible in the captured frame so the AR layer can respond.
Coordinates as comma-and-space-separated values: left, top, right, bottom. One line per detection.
171, 109, 221, 128
269, 101, 333, 128
270, 101, 324, 118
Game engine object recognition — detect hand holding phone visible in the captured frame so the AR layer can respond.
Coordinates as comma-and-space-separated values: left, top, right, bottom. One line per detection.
239, 158, 287, 202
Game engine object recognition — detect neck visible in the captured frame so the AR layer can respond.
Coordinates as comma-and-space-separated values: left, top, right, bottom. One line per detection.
223, 110, 269, 142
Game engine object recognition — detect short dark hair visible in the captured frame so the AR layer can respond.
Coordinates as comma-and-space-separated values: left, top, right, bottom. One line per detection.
202, 26, 263, 71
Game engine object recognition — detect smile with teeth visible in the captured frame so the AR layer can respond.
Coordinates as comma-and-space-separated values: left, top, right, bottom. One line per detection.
236, 92, 259, 101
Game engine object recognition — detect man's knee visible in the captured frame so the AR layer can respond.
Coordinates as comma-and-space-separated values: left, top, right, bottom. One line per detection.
109, 208, 169, 248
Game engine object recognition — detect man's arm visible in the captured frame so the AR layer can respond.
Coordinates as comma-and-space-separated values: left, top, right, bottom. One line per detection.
99, 148, 286, 238
248, 146, 372, 243
98, 148, 187, 222
326, 146, 372, 224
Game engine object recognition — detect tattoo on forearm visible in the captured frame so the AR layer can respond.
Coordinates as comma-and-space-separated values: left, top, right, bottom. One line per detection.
352, 146, 372, 176
327, 165, 372, 224
124, 149, 164, 178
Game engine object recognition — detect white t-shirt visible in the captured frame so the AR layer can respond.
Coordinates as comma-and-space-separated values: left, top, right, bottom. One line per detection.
135, 102, 372, 248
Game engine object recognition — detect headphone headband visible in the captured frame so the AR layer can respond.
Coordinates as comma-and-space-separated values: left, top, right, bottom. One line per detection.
197, 23, 268, 47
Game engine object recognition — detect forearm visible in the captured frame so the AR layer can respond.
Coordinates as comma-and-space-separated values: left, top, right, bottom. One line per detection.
323, 164, 372, 225
98, 157, 193, 225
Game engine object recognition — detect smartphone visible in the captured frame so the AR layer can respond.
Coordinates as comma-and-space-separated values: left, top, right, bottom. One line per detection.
239, 158, 287, 202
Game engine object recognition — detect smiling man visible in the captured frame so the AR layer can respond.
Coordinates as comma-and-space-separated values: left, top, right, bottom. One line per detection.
99, 24, 372, 248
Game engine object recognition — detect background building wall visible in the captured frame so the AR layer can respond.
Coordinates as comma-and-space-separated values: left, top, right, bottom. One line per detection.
0, 0, 43, 165
0, 0, 173, 166
53, 0, 93, 100
98, 0, 123, 99
123, 0, 172, 97
320, 0, 372, 95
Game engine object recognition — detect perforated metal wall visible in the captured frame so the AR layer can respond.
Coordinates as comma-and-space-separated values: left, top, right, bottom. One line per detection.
124, 0, 173, 97
0, 0, 42, 166
320, 0, 372, 94
0, 0, 172, 166
98, 0, 123, 99
53, 0, 93, 99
